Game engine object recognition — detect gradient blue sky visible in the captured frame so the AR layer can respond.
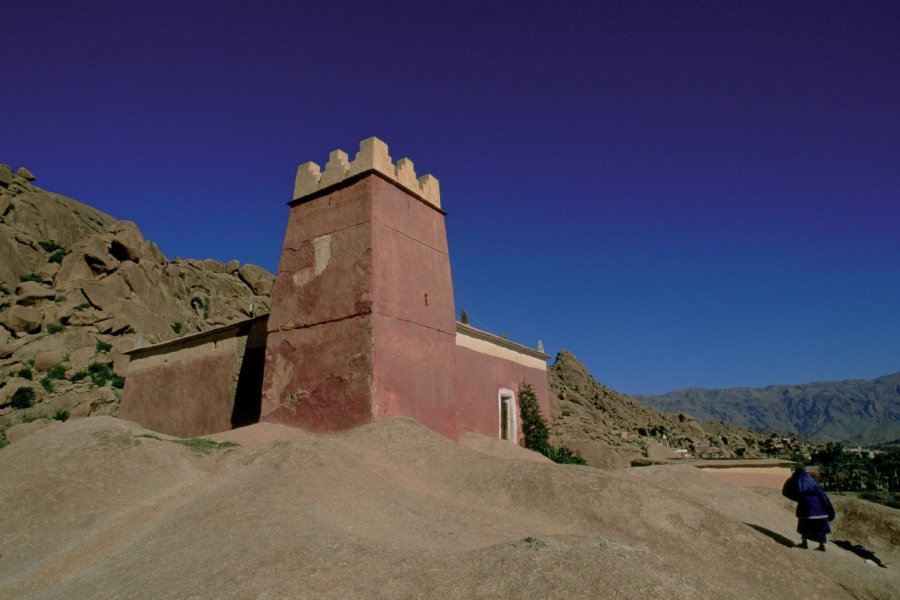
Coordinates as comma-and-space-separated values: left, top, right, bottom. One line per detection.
3, 1, 898, 394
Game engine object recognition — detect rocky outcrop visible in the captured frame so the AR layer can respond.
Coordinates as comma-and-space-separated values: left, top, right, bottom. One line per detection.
0, 166, 273, 435
549, 350, 771, 467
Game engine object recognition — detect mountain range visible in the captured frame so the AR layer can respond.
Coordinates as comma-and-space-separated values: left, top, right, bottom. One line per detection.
636, 373, 900, 446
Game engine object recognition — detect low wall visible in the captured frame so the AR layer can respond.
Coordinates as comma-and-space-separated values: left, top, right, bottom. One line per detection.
119, 315, 268, 438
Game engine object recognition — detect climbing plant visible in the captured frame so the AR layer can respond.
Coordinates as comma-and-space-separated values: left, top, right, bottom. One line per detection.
519, 381, 586, 465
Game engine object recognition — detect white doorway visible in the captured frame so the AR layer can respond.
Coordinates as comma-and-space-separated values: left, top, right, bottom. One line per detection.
498, 388, 516, 442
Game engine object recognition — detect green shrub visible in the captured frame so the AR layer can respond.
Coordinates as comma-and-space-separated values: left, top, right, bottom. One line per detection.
81, 361, 118, 387
38, 240, 63, 253
19, 272, 43, 284
52, 410, 70, 422
520, 382, 551, 455
22, 412, 46, 424
73, 303, 91, 311
191, 296, 208, 318
10, 387, 36, 409
46, 322, 66, 334
48, 249, 69, 263
40, 377, 54, 392
46, 364, 67, 380
0, 433, 8, 449
0, 301, 10, 311
15, 366, 33, 380
0, 284, 9, 296
519, 381, 587, 465
171, 321, 184, 335
96, 340, 113, 353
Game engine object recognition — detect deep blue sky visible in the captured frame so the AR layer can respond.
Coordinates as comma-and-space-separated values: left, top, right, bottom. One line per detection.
3, 1, 898, 394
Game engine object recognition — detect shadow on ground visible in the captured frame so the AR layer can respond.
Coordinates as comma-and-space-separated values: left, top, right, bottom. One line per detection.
744, 523, 796, 548
833, 540, 888, 568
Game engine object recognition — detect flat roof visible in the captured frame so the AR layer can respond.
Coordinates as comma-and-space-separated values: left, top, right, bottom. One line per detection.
455, 322, 550, 361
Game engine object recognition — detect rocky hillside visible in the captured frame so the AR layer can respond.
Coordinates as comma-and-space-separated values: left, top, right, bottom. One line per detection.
548, 351, 785, 468
0, 165, 273, 437
635, 373, 900, 446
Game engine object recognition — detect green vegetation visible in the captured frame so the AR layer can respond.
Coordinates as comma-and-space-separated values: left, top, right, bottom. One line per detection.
191, 295, 211, 319
0, 283, 9, 295
460, 309, 470, 325
71, 361, 123, 388
0, 301, 10, 311
96, 340, 113, 353
19, 272, 44, 284
52, 410, 70, 422
0, 432, 8, 449
134, 434, 239, 455
38, 240, 63, 253
11, 387, 36, 409
171, 321, 184, 335
14, 365, 33, 380
21, 412, 47, 424
40, 377, 55, 392
46, 364, 67, 380
48, 248, 69, 263
519, 382, 587, 465
46, 322, 66, 334
811, 443, 900, 494
73, 302, 91, 311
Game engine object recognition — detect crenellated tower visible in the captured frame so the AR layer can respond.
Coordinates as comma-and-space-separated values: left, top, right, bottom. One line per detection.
260, 137, 459, 438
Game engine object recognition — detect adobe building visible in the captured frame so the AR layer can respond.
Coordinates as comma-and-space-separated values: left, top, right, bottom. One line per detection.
120, 138, 549, 443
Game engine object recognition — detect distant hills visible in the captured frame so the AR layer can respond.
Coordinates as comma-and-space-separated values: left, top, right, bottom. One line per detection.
548, 350, 773, 467
635, 373, 900, 446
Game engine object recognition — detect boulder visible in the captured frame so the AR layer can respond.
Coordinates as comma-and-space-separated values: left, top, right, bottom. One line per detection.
95, 315, 132, 335
0, 305, 43, 334
34, 349, 68, 371
80, 274, 130, 312
15, 281, 56, 305
0, 164, 11, 187
109, 221, 148, 263
225, 259, 240, 274
5, 419, 57, 444
202, 258, 225, 273
238, 264, 274, 296
16, 167, 36, 181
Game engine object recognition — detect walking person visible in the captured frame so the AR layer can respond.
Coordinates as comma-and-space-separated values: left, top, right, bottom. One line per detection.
782, 467, 836, 551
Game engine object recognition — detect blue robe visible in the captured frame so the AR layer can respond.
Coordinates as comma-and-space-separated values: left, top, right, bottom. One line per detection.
782, 468, 836, 543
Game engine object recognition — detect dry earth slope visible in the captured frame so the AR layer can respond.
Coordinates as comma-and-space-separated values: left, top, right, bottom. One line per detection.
1, 417, 898, 599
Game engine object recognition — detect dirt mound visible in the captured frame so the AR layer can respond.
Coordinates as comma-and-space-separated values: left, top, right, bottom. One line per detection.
1, 417, 896, 598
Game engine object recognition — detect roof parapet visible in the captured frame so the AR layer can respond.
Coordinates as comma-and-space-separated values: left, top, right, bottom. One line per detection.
293, 137, 441, 208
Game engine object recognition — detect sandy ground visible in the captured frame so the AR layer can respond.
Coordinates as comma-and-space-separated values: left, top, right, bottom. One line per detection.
700, 466, 794, 490
1, 417, 897, 599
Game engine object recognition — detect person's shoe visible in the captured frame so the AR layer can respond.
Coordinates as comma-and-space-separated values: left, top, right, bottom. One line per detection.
798, 540, 808, 549
817, 544, 826, 552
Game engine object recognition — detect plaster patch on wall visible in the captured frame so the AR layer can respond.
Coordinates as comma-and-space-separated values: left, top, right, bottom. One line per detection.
313, 234, 332, 276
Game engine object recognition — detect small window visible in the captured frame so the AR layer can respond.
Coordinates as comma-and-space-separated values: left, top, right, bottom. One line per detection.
498, 388, 516, 442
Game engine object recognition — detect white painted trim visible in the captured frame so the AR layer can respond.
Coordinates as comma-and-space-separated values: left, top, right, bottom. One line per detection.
498, 388, 517, 442
456, 332, 548, 371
